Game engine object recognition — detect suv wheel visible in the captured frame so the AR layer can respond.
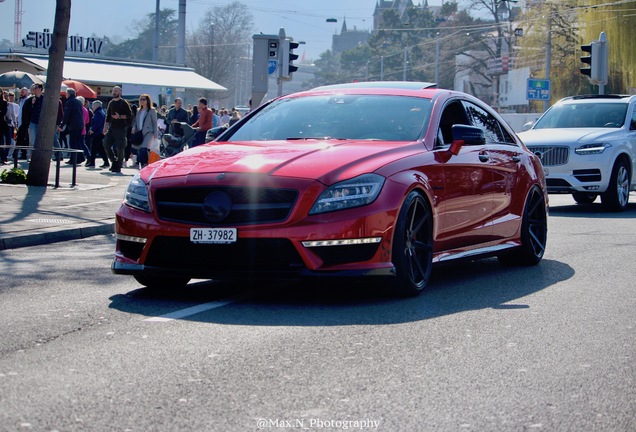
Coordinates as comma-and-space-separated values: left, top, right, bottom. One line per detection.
572, 192, 597, 204
601, 159, 630, 212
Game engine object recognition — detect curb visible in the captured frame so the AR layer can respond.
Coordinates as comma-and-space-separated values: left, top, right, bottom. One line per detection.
0, 221, 115, 251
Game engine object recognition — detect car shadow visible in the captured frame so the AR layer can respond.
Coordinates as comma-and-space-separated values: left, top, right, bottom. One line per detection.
108, 258, 574, 326
549, 200, 636, 219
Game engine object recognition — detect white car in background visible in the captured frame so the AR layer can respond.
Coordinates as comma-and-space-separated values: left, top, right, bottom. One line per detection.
519, 94, 636, 211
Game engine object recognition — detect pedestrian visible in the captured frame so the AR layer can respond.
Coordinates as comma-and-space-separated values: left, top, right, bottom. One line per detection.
3, 91, 20, 164
76, 96, 92, 164
87, 100, 108, 168
190, 98, 211, 147
165, 97, 188, 137
26, 83, 45, 162
189, 105, 199, 125
220, 108, 230, 126
0, 90, 8, 164
229, 108, 241, 126
59, 88, 87, 165
102, 86, 132, 173
131, 93, 157, 168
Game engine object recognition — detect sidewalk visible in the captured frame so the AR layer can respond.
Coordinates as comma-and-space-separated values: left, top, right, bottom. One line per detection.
0, 160, 137, 250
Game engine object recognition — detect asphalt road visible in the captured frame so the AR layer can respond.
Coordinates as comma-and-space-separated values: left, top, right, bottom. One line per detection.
0, 195, 635, 432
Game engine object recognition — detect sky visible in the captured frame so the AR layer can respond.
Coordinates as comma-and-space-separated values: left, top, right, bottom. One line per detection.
0, 0, 441, 61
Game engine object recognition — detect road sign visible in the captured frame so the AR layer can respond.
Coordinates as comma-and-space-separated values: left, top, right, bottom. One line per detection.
527, 79, 550, 101
268, 60, 277, 75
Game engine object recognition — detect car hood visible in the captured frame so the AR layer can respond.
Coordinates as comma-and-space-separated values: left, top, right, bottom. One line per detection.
518, 128, 619, 146
147, 140, 423, 184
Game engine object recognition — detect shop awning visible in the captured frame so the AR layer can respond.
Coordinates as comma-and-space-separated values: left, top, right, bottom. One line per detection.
20, 55, 226, 92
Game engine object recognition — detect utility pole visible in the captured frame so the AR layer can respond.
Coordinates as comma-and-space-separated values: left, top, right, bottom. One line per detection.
403, 47, 408, 81
176, 0, 186, 65
153, 0, 160, 62
544, 13, 552, 112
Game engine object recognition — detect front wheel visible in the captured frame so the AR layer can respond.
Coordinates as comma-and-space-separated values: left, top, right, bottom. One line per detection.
572, 192, 597, 205
134, 274, 191, 290
601, 159, 630, 212
390, 191, 434, 297
499, 187, 547, 266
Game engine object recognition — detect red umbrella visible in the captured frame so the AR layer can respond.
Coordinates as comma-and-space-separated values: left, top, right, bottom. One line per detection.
62, 79, 97, 99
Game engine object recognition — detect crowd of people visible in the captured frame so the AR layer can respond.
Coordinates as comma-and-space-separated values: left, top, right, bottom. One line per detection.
0, 84, 246, 172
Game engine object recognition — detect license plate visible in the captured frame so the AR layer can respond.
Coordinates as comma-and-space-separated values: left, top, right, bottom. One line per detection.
190, 228, 237, 244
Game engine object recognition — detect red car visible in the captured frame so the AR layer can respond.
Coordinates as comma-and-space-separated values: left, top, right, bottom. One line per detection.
112, 82, 548, 296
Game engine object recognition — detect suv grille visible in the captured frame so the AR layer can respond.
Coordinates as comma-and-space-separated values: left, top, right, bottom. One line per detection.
155, 186, 298, 226
528, 146, 569, 166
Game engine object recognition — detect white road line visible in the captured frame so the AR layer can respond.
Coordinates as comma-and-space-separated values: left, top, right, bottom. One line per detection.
56, 199, 123, 209
143, 295, 246, 322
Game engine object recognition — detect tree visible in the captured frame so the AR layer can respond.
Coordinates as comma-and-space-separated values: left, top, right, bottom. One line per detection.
105, 8, 178, 63
185, 1, 253, 99
26, 0, 70, 186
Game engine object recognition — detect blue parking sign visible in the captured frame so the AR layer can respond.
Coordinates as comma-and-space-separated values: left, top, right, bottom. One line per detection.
527, 79, 551, 101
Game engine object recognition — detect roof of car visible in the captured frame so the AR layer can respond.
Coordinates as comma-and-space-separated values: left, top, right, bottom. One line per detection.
560, 94, 635, 103
312, 81, 438, 91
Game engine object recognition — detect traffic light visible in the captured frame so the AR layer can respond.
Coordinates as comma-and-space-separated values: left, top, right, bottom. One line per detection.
580, 42, 599, 81
280, 38, 300, 79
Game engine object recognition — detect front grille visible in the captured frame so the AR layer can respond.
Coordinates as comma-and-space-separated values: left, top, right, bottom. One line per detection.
528, 146, 569, 166
154, 186, 298, 226
573, 169, 602, 182
546, 178, 572, 187
145, 237, 304, 273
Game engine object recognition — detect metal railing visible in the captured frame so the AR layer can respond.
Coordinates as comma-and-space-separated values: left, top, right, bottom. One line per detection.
0, 145, 86, 188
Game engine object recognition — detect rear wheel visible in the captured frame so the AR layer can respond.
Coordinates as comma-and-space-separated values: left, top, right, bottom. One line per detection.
390, 191, 434, 297
134, 274, 191, 290
601, 159, 630, 212
572, 192, 597, 205
499, 187, 547, 266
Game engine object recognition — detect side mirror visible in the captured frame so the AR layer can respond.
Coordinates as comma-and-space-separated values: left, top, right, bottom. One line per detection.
449, 125, 485, 155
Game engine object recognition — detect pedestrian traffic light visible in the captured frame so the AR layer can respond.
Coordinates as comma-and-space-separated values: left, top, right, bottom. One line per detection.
280, 39, 300, 79
580, 42, 599, 81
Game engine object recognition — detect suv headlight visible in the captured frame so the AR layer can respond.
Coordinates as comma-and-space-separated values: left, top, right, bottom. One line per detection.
575, 143, 611, 155
124, 173, 150, 212
309, 174, 385, 215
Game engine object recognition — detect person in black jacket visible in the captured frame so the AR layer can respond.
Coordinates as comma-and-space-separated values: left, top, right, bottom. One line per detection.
58, 88, 86, 164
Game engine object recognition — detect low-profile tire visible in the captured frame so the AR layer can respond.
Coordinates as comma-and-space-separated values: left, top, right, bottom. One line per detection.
499, 186, 547, 266
572, 192, 597, 205
601, 158, 630, 212
390, 191, 434, 297
134, 274, 191, 290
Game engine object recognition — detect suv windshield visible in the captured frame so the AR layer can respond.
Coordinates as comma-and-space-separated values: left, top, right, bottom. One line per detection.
224, 94, 432, 142
534, 102, 628, 129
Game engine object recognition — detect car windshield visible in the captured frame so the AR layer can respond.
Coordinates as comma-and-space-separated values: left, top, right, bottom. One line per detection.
224, 94, 432, 142
533, 102, 628, 129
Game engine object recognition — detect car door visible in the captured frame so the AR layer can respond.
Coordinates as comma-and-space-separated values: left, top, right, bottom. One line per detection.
462, 100, 522, 239
434, 99, 494, 250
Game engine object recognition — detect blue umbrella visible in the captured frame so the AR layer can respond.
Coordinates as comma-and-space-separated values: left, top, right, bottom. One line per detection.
0, 70, 45, 89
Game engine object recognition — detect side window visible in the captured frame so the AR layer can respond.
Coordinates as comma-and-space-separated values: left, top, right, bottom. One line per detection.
462, 101, 508, 144
437, 100, 471, 146
631, 104, 636, 130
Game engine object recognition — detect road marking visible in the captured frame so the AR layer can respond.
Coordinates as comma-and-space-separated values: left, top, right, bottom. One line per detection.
56, 199, 123, 209
143, 295, 246, 322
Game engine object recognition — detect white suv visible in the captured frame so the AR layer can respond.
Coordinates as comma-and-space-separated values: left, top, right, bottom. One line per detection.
519, 94, 636, 211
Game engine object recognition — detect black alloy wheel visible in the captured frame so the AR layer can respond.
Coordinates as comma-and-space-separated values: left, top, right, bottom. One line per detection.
391, 191, 434, 296
499, 186, 548, 266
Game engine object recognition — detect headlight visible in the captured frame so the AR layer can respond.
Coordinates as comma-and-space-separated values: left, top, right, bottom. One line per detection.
309, 173, 385, 215
575, 143, 611, 155
124, 173, 150, 212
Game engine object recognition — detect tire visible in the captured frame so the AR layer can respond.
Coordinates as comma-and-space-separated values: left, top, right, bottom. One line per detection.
572, 192, 597, 205
499, 187, 547, 266
390, 191, 434, 297
134, 274, 191, 290
601, 158, 630, 212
